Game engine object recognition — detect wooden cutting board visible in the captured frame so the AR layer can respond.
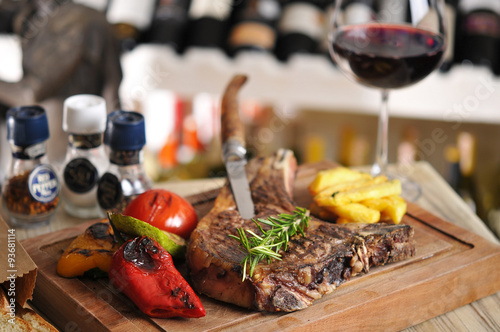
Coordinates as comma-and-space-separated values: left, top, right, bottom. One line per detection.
22, 161, 500, 332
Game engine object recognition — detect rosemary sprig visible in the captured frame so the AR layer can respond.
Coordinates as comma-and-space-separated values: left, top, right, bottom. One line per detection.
228, 207, 310, 281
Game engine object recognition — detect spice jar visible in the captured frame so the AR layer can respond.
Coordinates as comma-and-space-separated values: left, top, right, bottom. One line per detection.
60, 94, 109, 219
1, 106, 60, 227
97, 110, 152, 213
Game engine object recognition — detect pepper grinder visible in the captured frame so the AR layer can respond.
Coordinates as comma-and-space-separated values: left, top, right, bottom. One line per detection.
1, 106, 60, 227
97, 110, 152, 213
61, 94, 109, 219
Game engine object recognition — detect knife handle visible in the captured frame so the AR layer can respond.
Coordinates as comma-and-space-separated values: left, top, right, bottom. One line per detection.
221, 74, 248, 151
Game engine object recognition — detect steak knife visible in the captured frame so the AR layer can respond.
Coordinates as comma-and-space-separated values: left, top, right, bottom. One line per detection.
221, 74, 255, 219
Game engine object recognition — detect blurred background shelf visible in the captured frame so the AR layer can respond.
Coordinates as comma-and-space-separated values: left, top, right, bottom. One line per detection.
2, 33, 499, 126
120, 44, 500, 125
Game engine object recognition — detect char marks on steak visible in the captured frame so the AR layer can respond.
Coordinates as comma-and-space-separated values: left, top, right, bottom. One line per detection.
186, 149, 415, 312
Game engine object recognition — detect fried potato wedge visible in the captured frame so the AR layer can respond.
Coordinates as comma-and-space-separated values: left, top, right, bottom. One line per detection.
361, 197, 390, 212
316, 179, 402, 207
315, 175, 388, 199
308, 167, 372, 196
326, 203, 380, 224
384, 196, 407, 224
362, 195, 407, 224
309, 167, 407, 225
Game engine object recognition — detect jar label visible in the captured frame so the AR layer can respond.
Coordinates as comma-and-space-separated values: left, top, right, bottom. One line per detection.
97, 172, 123, 210
28, 165, 60, 203
63, 158, 99, 193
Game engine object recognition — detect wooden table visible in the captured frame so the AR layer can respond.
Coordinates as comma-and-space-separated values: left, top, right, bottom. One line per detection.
6, 161, 500, 331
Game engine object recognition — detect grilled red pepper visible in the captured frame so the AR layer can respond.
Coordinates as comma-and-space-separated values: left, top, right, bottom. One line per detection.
109, 236, 205, 318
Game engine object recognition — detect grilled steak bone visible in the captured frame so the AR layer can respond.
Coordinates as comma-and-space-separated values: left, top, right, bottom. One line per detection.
187, 149, 415, 312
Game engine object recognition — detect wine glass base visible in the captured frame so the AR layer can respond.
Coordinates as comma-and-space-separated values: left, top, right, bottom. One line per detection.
386, 171, 422, 202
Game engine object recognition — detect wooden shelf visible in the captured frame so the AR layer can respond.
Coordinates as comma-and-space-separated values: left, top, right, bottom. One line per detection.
1, 32, 499, 125
120, 44, 500, 125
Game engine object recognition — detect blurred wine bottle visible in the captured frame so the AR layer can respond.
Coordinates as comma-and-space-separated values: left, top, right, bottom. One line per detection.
186, 0, 234, 49
175, 114, 208, 179
142, 90, 183, 181
487, 166, 500, 238
73, 0, 109, 12
338, 126, 355, 166
456, 0, 500, 75
304, 135, 326, 163
444, 145, 461, 193
106, 0, 156, 51
150, 92, 223, 180
448, 132, 480, 214
439, 0, 458, 72
397, 126, 419, 167
320, 2, 336, 62
245, 102, 277, 158
338, 126, 368, 167
0, 0, 18, 33
190, 93, 224, 178
342, 0, 375, 25
226, 0, 282, 56
275, 0, 329, 61
177, 93, 225, 179
147, 0, 192, 53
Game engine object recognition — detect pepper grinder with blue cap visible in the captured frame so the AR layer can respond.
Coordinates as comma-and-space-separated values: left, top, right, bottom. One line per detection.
61, 94, 110, 219
97, 110, 152, 213
1, 106, 60, 227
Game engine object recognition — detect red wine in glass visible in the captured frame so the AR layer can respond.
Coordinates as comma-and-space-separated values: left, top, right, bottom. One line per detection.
332, 24, 445, 89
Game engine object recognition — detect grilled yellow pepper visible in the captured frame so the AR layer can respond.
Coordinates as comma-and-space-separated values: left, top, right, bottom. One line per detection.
57, 220, 120, 278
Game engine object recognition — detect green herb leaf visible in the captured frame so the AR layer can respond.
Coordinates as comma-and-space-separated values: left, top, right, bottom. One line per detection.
229, 207, 310, 281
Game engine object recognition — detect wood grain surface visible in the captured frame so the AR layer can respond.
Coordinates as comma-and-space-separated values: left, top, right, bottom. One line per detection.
21, 162, 500, 332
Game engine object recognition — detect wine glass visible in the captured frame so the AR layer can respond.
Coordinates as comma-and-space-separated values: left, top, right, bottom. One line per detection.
328, 0, 446, 201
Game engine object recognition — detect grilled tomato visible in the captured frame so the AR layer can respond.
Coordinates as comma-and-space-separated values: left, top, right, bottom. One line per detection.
123, 189, 197, 239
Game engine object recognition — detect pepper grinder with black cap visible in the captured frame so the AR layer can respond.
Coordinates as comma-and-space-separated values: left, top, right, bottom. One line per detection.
97, 110, 152, 213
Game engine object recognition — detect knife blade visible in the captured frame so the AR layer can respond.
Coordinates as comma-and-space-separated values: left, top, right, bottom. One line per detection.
221, 74, 255, 219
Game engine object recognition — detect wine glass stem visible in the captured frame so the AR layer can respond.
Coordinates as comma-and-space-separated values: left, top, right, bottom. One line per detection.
372, 89, 389, 176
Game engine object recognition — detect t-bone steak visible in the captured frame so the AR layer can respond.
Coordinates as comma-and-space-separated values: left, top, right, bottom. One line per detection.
186, 149, 415, 312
